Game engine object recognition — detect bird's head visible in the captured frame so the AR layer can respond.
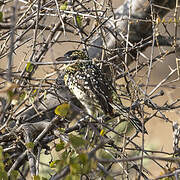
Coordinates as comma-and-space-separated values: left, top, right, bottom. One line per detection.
64, 50, 88, 60
63, 50, 89, 85
63, 50, 89, 72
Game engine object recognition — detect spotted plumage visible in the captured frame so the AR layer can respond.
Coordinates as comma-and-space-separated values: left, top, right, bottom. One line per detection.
64, 58, 114, 117
63, 50, 147, 133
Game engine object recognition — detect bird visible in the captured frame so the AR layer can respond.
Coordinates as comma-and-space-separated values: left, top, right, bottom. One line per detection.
63, 50, 147, 134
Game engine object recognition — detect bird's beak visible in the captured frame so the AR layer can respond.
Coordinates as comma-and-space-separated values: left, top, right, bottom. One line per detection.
55, 56, 79, 71
55, 56, 68, 61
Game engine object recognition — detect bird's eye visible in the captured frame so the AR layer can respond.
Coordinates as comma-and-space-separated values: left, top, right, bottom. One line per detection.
71, 55, 78, 60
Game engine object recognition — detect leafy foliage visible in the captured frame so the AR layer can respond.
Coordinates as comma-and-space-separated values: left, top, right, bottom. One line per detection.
26, 62, 34, 73
55, 103, 70, 117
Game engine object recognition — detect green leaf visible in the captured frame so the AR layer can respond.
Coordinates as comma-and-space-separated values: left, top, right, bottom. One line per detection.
49, 160, 60, 168
55, 103, 70, 117
60, 2, 68, 10
65, 175, 80, 180
25, 142, 35, 149
62, 150, 69, 161
19, 91, 26, 102
90, 158, 97, 169
0, 146, 4, 170
49, 161, 56, 168
76, 15, 82, 27
100, 129, 106, 136
10, 170, 19, 180
58, 128, 65, 133
32, 89, 37, 96
78, 153, 88, 165
0, 161, 5, 171
0, 146, 3, 159
0, 12, 3, 22
26, 62, 34, 72
105, 175, 114, 180
49, 159, 65, 172
33, 175, 40, 180
69, 135, 87, 149
0, 171, 8, 180
41, 177, 48, 180
7, 90, 14, 99
55, 141, 65, 152
70, 161, 81, 174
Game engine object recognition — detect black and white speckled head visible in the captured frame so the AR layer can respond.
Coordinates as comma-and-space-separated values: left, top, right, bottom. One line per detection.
64, 50, 88, 60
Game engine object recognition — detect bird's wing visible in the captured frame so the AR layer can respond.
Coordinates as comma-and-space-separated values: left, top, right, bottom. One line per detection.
84, 66, 114, 116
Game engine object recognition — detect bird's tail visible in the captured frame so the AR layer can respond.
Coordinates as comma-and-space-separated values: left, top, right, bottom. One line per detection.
129, 115, 148, 134
111, 102, 148, 134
